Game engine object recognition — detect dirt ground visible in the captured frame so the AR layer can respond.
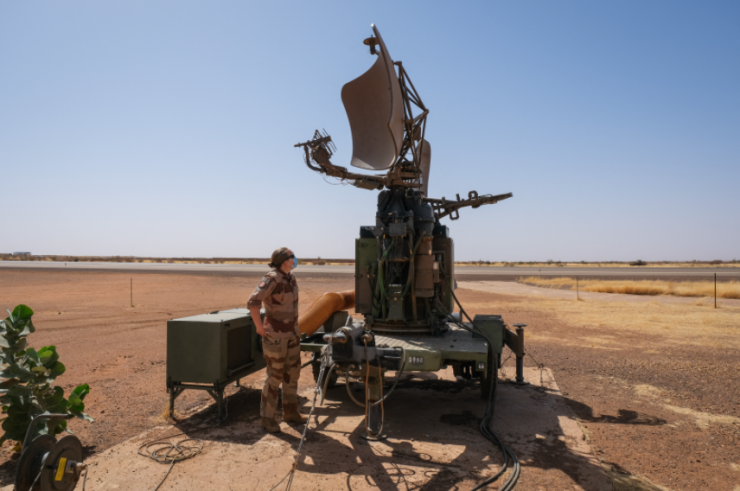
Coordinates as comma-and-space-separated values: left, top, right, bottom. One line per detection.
50, 365, 608, 491
0, 269, 738, 490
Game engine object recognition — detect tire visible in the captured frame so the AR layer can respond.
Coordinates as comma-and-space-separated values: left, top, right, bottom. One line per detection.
481, 348, 499, 401
312, 360, 338, 389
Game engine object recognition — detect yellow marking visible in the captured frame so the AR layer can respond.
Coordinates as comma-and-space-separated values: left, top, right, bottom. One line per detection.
55, 457, 67, 481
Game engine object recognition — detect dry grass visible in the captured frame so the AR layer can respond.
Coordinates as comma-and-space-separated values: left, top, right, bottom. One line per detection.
456, 261, 740, 268
460, 294, 740, 350
519, 277, 740, 300
159, 404, 172, 421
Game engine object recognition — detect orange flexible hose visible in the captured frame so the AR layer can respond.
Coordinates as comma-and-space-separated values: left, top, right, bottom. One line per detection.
298, 290, 355, 335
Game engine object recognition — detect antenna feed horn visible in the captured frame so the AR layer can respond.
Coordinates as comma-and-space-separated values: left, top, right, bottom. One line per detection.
363, 36, 378, 54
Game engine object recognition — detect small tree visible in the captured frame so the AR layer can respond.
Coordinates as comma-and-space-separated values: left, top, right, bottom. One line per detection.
0, 305, 92, 448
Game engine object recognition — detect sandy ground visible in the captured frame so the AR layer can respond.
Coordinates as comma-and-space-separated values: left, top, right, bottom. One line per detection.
0, 270, 739, 490
56, 366, 607, 491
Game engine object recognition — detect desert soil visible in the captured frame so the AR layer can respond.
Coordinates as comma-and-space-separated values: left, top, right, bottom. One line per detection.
0, 269, 738, 490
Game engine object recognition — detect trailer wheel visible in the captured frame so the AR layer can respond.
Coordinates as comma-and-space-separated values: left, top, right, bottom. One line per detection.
481, 348, 499, 401
312, 360, 338, 389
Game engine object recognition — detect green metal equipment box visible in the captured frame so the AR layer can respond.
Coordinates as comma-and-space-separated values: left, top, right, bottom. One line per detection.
166, 308, 265, 420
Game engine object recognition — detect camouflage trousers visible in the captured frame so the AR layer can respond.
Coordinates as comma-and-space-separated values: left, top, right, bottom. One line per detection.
261, 335, 301, 420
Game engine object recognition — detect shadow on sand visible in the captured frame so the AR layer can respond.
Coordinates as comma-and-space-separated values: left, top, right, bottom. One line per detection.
160, 373, 667, 491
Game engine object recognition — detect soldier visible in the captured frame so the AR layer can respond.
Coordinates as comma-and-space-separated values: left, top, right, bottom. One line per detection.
247, 247, 307, 433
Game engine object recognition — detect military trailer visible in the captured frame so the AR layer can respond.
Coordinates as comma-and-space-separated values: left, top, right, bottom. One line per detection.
293, 25, 527, 470
166, 308, 266, 421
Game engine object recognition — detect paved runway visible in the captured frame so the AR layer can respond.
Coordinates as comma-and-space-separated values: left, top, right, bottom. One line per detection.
1, 260, 738, 279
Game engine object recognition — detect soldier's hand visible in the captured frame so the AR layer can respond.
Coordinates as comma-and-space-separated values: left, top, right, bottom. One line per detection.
255, 322, 266, 337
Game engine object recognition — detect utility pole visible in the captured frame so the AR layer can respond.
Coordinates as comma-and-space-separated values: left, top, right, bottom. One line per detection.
714, 273, 717, 309
576, 276, 580, 301
130, 278, 133, 308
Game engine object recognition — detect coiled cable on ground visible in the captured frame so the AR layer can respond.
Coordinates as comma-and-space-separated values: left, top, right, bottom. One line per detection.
136, 384, 234, 491
138, 438, 204, 491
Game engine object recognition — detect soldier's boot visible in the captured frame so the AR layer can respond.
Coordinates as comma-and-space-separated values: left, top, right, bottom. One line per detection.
283, 410, 307, 424
261, 417, 281, 433
282, 402, 307, 424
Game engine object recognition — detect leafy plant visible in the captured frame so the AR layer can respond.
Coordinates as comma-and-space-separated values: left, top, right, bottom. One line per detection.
0, 305, 92, 447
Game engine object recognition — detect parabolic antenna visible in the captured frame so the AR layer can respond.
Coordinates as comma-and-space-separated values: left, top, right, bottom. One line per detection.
341, 24, 404, 171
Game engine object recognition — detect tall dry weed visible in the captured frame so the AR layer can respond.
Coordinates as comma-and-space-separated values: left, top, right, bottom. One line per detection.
519, 277, 740, 299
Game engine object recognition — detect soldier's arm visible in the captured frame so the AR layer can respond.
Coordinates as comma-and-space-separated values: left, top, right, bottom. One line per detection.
249, 306, 266, 336
247, 277, 277, 337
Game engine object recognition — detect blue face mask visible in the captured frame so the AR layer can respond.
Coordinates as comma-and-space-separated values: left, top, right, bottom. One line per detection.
292, 257, 299, 269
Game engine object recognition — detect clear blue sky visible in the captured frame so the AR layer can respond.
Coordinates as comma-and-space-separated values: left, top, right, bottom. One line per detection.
2, 1, 738, 261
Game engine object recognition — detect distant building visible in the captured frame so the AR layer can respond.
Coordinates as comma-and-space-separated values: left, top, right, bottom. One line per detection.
12, 252, 31, 256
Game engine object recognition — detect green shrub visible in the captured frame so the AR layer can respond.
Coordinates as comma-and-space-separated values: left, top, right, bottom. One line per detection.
0, 305, 92, 447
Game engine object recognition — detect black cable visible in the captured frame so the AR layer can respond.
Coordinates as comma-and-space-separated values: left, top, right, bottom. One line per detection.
448, 288, 520, 490
137, 385, 238, 490
435, 273, 521, 490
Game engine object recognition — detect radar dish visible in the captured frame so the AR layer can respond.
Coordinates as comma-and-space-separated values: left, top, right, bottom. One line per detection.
341, 24, 404, 171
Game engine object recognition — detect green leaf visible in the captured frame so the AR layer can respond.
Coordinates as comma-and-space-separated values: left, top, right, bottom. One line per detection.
19, 319, 35, 337
2, 393, 23, 408
67, 392, 84, 412
0, 379, 19, 390
30, 367, 48, 374
11, 306, 33, 323
10, 306, 35, 337
70, 410, 94, 423
49, 362, 65, 378
47, 419, 67, 436
0, 364, 33, 383
13, 338, 27, 353
8, 385, 31, 397
2, 420, 31, 442
42, 387, 65, 407
38, 346, 59, 368
72, 384, 90, 401
25, 347, 40, 365
2, 404, 34, 442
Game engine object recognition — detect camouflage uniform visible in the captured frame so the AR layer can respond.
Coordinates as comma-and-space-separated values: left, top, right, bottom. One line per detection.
247, 269, 301, 420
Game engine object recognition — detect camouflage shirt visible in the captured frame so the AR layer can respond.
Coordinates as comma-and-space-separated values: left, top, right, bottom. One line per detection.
247, 269, 299, 339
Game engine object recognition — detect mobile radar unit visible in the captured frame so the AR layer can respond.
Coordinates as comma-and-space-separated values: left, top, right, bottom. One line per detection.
294, 25, 526, 486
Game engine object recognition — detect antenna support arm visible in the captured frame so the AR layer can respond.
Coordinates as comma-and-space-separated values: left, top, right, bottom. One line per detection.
424, 191, 513, 220
295, 131, 421, 191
